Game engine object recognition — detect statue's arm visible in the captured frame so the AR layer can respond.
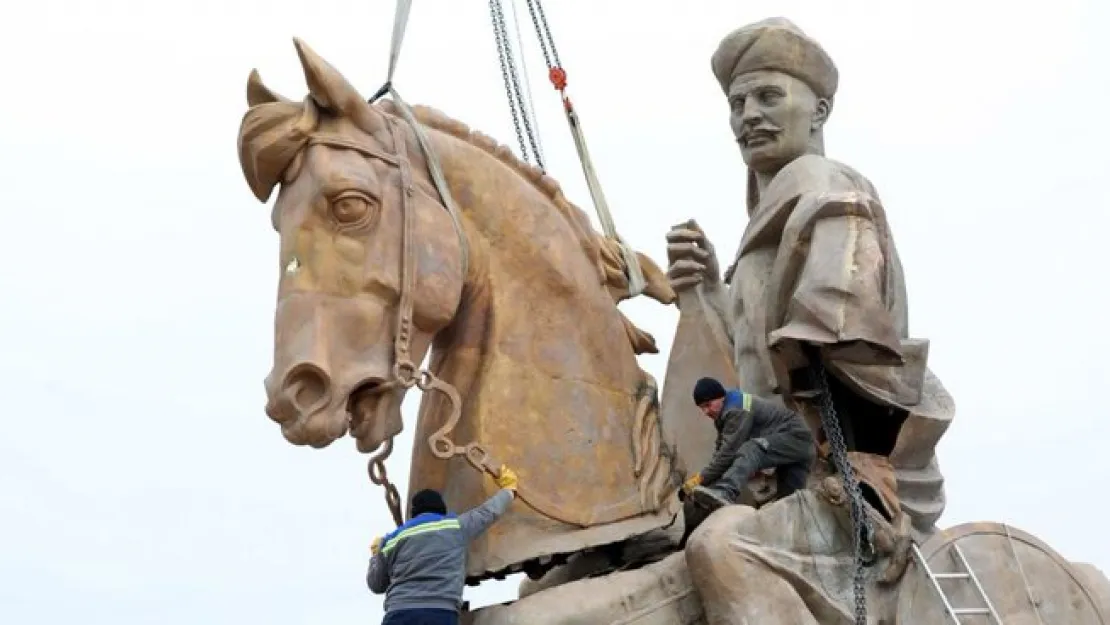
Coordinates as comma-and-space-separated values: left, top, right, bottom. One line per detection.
665, 219, 735, 348
769, 194, 903, 368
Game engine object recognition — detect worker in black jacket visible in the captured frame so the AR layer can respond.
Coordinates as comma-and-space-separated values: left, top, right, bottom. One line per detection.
681, 377, 815, 511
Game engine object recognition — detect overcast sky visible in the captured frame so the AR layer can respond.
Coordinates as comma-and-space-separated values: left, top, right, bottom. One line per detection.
2, 1, 1108, 623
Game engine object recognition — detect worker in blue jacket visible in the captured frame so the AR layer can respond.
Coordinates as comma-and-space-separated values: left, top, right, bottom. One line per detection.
681, 377, 814, 511
367, 466, 519, 625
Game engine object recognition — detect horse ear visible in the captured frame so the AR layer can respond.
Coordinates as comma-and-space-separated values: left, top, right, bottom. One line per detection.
292, 37, 385, 134
247, 69, 290, 106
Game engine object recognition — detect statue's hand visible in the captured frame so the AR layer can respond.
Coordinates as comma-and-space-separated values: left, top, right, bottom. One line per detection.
665, 220, 721, 291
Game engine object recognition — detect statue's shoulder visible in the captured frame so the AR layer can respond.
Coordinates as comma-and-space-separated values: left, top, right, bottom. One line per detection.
775, 154, 878, 199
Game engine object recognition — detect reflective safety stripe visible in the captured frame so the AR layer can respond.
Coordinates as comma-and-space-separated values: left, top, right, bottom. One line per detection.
381, 518, 461, 554
742, 392, 752, 412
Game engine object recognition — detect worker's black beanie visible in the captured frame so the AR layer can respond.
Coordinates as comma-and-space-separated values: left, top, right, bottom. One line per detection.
692, 377, 727, 405
411, 489, 447, 517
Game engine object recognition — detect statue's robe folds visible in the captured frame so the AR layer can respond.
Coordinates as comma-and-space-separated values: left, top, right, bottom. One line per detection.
723, 154, 955, 537
686, 490, 903, 625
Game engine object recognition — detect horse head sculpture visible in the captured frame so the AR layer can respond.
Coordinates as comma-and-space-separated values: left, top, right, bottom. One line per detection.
237, 39, 684, 579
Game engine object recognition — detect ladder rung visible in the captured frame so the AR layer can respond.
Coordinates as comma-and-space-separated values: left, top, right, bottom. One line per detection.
933, 573, 971, 579
953, 608, 990, 615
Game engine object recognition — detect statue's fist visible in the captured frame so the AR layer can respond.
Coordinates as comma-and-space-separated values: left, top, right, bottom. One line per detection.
665, 219, 721, 291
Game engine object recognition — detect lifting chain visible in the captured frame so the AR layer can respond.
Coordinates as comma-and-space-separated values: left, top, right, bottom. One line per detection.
489, 0, 545, 170
812, 355, 875, 625
523, 0, 561, 70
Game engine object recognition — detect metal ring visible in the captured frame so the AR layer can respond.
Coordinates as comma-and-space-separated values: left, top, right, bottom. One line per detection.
393, 360, 418, 387
429, 436, 455, 459
465, 444, 492, 471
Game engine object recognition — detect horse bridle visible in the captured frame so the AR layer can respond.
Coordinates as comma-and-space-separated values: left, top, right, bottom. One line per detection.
308, 113, 593, 528
303, 117, 464, 526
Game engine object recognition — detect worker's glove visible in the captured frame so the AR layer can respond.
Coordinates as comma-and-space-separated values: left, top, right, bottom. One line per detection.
495, 464, 519, 492
681, 473, 702, 495
370, 536, 382, 556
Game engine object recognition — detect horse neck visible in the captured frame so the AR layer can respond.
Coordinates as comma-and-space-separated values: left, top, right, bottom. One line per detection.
420, 127, 640, 399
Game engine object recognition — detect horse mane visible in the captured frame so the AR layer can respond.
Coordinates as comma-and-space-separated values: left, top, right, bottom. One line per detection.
375, 99, 602, 271
236, 92, 666, 353
375, 100, 668, 354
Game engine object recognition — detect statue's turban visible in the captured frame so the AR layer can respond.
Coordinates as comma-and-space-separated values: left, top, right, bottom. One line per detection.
711, 17, 838, 100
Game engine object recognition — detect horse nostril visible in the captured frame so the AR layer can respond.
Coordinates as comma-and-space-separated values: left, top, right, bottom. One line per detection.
283, 366, 331, 415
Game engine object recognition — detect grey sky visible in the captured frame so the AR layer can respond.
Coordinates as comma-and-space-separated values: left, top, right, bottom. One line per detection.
2, 1, 1108, 623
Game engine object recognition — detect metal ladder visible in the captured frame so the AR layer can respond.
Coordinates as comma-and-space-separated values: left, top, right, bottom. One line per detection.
912, 542, 1005, 623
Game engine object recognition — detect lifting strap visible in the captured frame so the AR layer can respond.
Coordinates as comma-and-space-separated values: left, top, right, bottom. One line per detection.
491, 0, 646, 297
362, 0, 471, 527
368, 0, 469, 280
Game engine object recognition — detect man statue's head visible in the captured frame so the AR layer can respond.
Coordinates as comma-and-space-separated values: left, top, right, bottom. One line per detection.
711, 18, 838, 190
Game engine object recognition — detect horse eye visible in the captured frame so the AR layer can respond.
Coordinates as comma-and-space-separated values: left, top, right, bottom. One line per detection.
330, 192, 374, 226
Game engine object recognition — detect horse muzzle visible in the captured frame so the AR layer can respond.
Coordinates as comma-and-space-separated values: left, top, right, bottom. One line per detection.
263, 292, 403, 449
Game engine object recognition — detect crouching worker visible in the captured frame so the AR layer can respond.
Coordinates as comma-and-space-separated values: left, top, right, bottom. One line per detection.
682, 377, 815, 511
367, 465, 520, 625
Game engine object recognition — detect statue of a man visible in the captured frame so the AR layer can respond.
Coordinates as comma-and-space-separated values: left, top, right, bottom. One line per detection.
666, 17, 955, 537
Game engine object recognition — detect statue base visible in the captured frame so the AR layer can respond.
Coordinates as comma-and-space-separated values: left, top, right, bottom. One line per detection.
464, 490, 1110, 625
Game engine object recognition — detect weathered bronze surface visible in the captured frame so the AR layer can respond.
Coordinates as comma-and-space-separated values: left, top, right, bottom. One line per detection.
237, 39, 687, 579
896, 523, 1108, 624
234, 21, 1109, 625
664, 16, 953, 540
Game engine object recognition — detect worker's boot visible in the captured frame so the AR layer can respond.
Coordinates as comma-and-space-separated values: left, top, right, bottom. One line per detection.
692, 448, 761, 512
690, 484, 737, 512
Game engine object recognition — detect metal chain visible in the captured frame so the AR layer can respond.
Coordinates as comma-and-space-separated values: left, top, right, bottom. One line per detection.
812, 357, 875, 625
497, 0, 545, 172
523, 0, 561, 69
489, 0, 545, 171
488, 0, 530, 164
367, 437, 404, 526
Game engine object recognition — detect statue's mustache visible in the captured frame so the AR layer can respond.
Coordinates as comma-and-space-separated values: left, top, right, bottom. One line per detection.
737, 126, 781, 145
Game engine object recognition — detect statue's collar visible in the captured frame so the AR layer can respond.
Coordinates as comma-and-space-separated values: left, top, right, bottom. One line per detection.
725, 156, 826, 283
724, 155, 868, 284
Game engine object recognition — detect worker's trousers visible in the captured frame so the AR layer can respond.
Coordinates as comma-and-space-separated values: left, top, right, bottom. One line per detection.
382, 608, 458, 625
714, 429, 815, 501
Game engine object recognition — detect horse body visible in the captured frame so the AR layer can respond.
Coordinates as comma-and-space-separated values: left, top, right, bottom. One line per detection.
237, 39, 683, 580
381, 99, 684, 576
